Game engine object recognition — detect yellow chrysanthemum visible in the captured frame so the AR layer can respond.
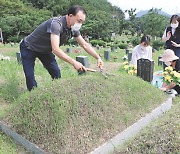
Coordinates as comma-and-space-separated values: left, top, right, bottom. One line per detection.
164, 75, 172, 82
128, 70, 134, 75
173, 72, 180, 78
124, 65, 129, 70
165, 66, 173, 71
123, 61, 129, 65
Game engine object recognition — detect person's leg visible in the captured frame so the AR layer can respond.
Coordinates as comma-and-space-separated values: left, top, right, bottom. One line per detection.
20, 41, 37, 91
37, 52, 61, 79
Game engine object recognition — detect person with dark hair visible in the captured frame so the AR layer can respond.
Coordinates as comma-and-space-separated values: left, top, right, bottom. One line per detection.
131, 35, 152, 66
20, 5, 103, 91
162, 14, 179, 43
168, 16, 180, 59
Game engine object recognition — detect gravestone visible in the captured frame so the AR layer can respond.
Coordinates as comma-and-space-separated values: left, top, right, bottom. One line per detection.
158, 56, 163, 66
125, 48, 129, 54
128, 53, 132, 62
111, 46, 115, 52
76, 56, 89, 75
137, 58, 154, 82
16, 52, 22, 64
66, 48, 72, 53
104, 51, 110, 61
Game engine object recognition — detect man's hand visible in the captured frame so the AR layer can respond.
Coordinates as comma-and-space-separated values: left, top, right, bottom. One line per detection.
97, 58, 103, 69
73, 60, 87, 72
166, 31, 171, 40
171, 41, 180, 47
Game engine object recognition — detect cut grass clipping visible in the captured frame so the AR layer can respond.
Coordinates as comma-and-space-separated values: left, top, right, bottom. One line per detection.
115, 97, 180, 154
3, 74, 166, 154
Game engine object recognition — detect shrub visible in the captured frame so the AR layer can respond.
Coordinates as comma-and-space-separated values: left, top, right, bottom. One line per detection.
152, 39, 164, 50
90, 39, 106, 47
130, 36, 141, 46
118, 43, 128, 49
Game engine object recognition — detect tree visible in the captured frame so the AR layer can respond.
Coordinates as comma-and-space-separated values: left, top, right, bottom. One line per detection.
140, 8, 169, 38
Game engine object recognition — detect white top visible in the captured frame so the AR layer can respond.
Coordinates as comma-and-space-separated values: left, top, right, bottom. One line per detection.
162, 27, 175, 39
130, 44, 152, 66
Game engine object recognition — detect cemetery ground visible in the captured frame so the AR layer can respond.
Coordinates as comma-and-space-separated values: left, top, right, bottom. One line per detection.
0, 44, 178, 153
115, 97, 180, 154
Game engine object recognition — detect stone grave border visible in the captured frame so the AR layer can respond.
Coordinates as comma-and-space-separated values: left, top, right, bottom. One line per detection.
89, 97, 172, 154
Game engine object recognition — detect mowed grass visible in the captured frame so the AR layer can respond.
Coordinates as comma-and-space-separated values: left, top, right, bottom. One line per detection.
0, 131, 28, 154
0, 44, 167, 153
115, 97, 180, 154
2, 73, 167, 154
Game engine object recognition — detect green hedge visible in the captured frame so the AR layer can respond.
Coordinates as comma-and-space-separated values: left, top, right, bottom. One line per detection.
90, 39, 106, 47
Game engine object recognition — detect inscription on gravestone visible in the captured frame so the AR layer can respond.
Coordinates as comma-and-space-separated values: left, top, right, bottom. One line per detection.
137, 58, 154, 82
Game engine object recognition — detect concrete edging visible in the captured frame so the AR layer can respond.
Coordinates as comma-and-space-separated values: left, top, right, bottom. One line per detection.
0, 121, 45, 154
89, 97, 173, 154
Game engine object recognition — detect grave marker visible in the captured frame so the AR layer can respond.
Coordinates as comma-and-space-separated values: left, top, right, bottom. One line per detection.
104, 51, 110, 61
158, 56, 163, 66
76, 56, 89, 75
125, 48, 129, 54
66, 48, 72, 53
137, 58, 154, 82
16, 52, 22, 64
128, 53, 132, 62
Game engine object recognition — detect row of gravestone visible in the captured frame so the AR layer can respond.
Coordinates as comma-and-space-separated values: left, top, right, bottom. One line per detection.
15, 51, 162, 83
104, 50, 132, 62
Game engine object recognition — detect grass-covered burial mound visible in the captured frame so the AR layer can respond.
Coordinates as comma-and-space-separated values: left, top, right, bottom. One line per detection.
4, 74, 166, 153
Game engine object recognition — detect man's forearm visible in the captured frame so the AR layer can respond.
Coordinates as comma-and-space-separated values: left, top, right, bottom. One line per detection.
52, 48, 75, 65
82, 43, 101, 59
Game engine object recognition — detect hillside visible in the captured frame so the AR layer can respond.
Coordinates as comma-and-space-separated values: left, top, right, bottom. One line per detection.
136, 10, 171, 18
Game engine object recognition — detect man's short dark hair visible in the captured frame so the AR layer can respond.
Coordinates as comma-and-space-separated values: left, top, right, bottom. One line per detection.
68, 5, 87, 16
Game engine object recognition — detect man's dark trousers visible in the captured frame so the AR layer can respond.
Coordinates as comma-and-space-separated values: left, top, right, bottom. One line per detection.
20, 40, 61, 91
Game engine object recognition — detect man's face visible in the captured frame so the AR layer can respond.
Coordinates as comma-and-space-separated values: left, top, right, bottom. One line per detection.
70, 11, 86, 26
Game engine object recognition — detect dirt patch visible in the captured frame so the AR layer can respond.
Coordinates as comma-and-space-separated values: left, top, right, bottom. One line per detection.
89, 62, 121, 72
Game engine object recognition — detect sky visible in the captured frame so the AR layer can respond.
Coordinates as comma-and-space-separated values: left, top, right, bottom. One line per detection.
107, 0, 180, 18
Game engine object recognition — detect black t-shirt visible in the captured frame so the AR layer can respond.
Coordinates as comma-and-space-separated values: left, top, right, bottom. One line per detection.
24, 16, 80, 53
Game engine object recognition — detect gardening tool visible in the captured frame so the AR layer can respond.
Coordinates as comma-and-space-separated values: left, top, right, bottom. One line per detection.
86, 67, 108, 79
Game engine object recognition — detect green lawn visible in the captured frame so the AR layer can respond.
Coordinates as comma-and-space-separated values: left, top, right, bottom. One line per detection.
0, 131, 27, 154
0, 44, 168, 153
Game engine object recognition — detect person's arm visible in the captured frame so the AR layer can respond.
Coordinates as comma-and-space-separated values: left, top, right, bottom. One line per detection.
75, 35, 103, 69
171, 41, 180, 47
50, 34, 86, 71
162, 28, 171, 42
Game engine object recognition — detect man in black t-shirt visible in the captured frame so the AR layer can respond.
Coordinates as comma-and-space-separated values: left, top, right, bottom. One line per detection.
20, 5, 103, 91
